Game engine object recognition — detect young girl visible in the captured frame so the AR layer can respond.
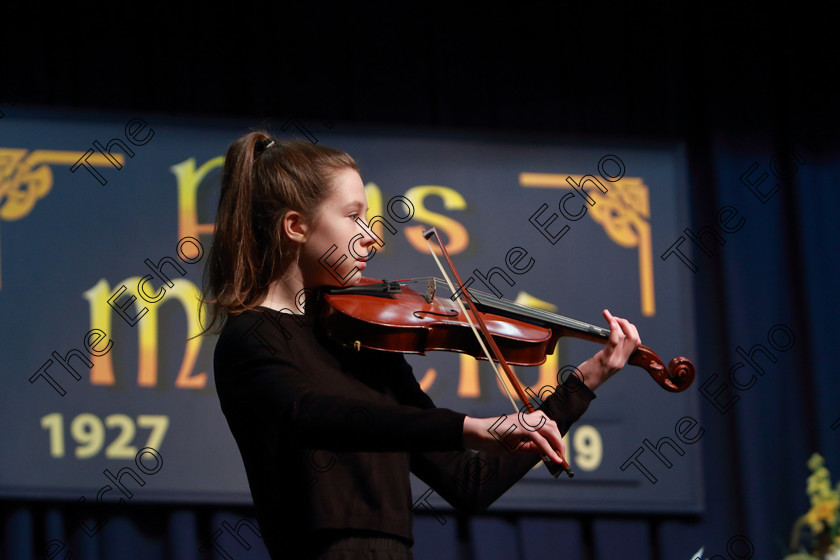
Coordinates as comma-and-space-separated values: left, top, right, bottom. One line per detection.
204, 132, 641, 559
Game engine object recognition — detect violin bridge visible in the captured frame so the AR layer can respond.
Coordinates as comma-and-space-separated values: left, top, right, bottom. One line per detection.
425, 278, 436, 304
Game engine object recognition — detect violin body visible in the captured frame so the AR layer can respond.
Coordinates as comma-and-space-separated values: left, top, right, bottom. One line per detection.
318, 277, 561, 366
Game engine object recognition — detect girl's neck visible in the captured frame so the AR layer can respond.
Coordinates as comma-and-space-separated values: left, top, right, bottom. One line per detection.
259, 270, 307, 313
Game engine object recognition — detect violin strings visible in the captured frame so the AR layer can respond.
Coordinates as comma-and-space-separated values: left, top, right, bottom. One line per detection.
396, 271, 610, 338
421, 241, 520, 412
469, 288, 605, 333
403, 277, 610, 338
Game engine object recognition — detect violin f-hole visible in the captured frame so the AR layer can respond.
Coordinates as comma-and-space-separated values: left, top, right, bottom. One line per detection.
413, 309, 458, 320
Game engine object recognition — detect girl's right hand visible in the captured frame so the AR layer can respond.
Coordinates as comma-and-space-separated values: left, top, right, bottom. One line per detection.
462, 410, 566, 465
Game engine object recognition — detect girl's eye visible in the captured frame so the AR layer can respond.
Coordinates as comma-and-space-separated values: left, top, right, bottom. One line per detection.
349, 213, 359, 219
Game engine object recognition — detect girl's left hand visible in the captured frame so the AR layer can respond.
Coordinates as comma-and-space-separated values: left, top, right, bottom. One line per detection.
577, 309, 641, 391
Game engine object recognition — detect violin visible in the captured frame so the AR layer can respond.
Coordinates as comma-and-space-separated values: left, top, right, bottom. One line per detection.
318, 276, 695, 393
316, 227, 695, 478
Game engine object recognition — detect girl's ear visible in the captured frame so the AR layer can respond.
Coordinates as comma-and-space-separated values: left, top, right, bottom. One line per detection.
281, 210, 309, 243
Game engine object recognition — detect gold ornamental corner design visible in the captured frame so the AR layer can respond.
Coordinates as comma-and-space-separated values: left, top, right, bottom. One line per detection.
519, 173, 655, 317
0, 148, 124, 290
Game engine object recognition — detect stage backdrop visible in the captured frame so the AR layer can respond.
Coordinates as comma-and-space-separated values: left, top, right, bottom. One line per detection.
0, 108, 698, 514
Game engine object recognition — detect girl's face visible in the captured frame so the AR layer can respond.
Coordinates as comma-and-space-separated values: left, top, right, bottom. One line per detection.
297, 167, 375, 287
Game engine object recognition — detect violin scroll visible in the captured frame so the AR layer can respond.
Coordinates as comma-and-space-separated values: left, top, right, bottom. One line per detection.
627, 345, 695, 393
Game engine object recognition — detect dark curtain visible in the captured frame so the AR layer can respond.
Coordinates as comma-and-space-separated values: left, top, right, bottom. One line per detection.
2, 3, 838, 559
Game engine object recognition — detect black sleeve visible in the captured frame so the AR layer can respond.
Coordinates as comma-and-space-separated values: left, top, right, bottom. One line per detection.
214, 311, 468, 453
394, 359, 596, 513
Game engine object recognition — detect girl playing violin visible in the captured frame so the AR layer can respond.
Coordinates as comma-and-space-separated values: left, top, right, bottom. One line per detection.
203, 132, 642, 559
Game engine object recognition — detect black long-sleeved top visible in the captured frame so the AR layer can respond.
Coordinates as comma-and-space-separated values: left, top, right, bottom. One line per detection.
213, 307, 595, 558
